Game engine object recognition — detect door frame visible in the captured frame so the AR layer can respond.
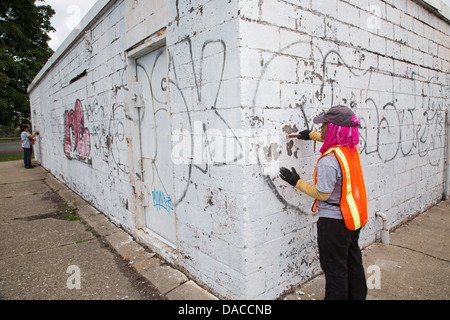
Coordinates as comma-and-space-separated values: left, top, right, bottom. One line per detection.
126, 28, 179, 254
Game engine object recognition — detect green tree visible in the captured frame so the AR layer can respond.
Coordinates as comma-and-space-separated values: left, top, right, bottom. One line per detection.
0, 0, 54, 127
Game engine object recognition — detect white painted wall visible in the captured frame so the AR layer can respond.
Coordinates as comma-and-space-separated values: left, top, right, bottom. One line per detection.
238, 0, 449, 299
29, 0, 449, 299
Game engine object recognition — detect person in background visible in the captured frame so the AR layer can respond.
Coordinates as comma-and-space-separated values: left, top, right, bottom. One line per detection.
280, 105, 368, 300
21, 124, 39, 169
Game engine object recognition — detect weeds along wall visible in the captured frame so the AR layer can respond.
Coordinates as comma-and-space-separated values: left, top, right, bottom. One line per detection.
28, 0, 449, 299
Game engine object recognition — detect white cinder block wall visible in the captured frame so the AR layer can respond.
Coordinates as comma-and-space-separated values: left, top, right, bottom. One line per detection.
240, 0, 449, 298
29, 0, 449, 299
30, 0, 135, 231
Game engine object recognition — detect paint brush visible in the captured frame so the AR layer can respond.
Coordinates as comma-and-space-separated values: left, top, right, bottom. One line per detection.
286, 134, 301, 139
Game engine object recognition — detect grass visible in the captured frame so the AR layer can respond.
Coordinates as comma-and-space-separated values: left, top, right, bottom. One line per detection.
0, 152, 36, 162
75, 239, 91, 244
59, 212, 81, 221
57, 202, 80, 221
0, 138, 21, 142
0, 153, 24, 162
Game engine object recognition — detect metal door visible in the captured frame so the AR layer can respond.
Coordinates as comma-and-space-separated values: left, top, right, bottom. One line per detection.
136, 47, 176, 246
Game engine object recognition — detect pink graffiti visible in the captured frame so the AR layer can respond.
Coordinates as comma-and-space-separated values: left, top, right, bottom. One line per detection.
64, 99, 91, 160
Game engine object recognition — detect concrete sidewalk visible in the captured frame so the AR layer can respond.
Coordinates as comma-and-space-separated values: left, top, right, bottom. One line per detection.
0, 160, 448, 300
284, 198, 450, 300
0, 160, 217, 300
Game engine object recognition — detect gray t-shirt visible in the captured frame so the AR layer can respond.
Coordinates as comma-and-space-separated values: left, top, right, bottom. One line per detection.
21, 131, 31, 148
315, 152, 343, 220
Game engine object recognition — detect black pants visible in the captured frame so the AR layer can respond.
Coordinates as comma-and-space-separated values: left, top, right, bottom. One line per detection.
23, 147, 32, 168
317, 217, 367, 300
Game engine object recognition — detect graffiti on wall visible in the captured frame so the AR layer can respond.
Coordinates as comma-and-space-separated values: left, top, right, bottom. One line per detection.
63, 45, 130, 172
251, 40, 447, 212
324, 51, 445, 168
152, 187, 174, 214
64, 99, 91, 161
85, 99, 130, 174
59, 36, 446, 218
63, 97, 131, 176
167, 36, 244, 206
318, 50, 445, 167
145, 35, 447, 217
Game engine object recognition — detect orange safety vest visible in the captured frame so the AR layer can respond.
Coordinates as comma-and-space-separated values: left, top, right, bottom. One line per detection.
312, 146, 367, 231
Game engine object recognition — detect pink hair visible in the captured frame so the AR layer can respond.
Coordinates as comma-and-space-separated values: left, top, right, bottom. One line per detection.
320, 115, 360, 154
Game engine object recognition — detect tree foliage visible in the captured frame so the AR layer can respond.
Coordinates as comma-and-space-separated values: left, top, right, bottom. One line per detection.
0, 0, 54, 127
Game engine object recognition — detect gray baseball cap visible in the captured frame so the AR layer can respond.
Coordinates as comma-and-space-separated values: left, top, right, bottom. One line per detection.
313, 105, 359, 127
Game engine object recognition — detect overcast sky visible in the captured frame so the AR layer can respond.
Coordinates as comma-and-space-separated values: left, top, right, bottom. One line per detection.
43, 0, 450, 51
43, 0, 98, 51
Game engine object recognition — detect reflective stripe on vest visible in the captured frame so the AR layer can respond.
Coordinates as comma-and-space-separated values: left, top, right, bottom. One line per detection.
334, 147, 361, 229
312, 146, 367, 231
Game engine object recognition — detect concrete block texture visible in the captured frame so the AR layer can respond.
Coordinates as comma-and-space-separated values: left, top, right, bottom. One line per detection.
28, 0, 450, 299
